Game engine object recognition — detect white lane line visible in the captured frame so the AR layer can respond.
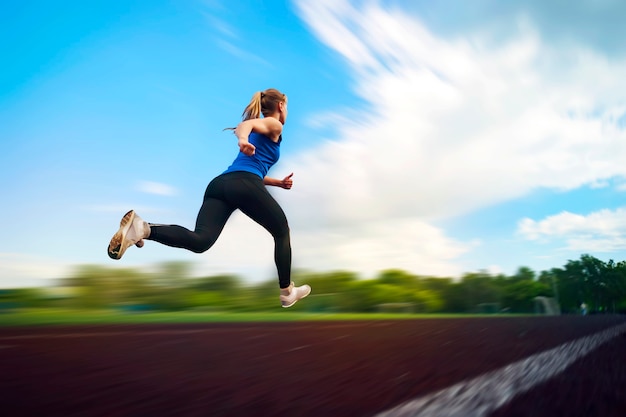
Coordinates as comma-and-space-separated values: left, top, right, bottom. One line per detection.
374, 322, 626, 417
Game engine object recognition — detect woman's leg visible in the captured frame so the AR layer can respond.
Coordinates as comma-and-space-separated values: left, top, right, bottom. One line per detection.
227, 177, 310, 306
148, 178, 235, 253
224, 175, 292, 288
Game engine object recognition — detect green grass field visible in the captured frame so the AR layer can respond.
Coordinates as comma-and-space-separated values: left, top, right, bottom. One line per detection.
0, 308, 516, 326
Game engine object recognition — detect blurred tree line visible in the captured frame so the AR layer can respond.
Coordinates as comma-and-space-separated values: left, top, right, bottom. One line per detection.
2, 254, 626, 314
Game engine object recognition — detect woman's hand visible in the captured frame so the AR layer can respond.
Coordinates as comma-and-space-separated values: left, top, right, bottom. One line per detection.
238, 138, 256, 156
263, 173, 294, 189
280, 173, 294, 189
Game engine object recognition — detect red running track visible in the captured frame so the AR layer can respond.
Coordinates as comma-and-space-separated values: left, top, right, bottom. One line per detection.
1, 315, 624, 416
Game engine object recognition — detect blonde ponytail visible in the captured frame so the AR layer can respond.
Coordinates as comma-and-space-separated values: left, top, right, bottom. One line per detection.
241, 91, 263, 121
224, 88, 286, 130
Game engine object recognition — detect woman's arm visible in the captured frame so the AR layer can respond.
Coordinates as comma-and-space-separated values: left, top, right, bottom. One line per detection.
234, 117, 283, 155
264, 173, 294, 189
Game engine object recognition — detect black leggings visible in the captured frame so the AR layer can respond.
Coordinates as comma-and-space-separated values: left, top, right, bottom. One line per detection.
148, 171, 291, 288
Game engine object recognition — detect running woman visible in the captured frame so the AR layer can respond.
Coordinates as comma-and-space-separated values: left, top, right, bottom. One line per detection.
107, 88, 311, 308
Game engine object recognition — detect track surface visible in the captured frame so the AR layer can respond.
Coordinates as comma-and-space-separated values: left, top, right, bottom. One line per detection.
1, 316, 624, 416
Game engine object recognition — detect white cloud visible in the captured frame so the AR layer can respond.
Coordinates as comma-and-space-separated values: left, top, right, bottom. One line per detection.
202, 13, 237, 39
214, 39, 272, 67
136, 180, 178, 196
192, 212, 472, 282
292, 217, 472, 278
83, 204, 174, 214
200, 5, 272, 67
0, 253, 70, 288
517, 208, 626, 252
284, 0, 626, 276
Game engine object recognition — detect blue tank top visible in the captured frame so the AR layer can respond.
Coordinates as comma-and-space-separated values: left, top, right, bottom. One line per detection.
223, 132, 281, 179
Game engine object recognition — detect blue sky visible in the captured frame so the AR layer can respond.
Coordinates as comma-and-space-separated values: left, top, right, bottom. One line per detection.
2, 0, 626, 288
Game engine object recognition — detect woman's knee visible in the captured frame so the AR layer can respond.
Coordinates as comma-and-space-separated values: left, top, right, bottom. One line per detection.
190, 244, 210, 254
272, 223, 290, 241
189, 234, 217, 253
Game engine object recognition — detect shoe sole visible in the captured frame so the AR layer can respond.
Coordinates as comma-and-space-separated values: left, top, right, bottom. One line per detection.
281, 286, 311, 308
107, 210, 135, 260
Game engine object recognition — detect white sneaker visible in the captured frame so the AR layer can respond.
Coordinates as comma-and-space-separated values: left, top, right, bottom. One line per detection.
107, 210, 150, 260
280, 282, 311, 308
